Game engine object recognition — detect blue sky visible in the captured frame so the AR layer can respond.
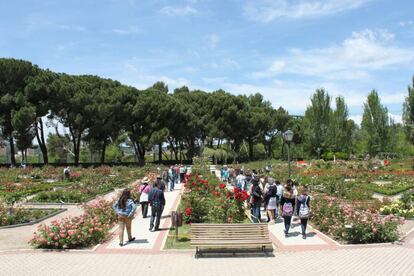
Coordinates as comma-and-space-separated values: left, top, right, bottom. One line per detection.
1, 0, 414, 124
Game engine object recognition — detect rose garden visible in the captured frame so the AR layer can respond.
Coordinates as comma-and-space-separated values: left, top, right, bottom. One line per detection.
0, 157, 413, 252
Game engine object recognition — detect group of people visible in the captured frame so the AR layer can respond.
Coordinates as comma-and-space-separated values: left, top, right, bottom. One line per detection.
249, 176, 311, 239
164, 165, 188, 192
112, 176, 167, 247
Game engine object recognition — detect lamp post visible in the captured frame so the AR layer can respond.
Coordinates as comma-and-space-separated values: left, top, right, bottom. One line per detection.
317, 147, 321, 160
283, 129, 294, 179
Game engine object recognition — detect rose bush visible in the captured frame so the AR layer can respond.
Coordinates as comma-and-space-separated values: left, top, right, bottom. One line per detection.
312, 196, 403, 244
180, 173, 248, 224
30, 198, 117, 249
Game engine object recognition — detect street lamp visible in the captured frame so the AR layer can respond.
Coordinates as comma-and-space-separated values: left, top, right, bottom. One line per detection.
283, 129, 294, 179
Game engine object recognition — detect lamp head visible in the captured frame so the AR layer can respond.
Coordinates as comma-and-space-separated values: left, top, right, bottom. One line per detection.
284, 129, 293, 142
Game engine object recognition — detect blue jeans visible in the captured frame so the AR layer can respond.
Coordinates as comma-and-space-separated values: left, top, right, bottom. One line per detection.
252, 203, 261, 223
283, 216, 292, 234
169, 179, 175, 191
150, 204, 162, 230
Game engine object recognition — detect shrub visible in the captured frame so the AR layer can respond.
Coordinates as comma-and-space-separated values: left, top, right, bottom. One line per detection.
180, 173, 248, 224
30, 198, 117, 249
312, 196, 403, 244
380, 200, 414, 219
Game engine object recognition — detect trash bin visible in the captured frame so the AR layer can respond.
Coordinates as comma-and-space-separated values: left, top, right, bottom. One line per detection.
171, 211, 183, 227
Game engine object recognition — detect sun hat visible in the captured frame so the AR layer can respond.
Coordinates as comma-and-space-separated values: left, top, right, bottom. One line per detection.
142, 176, 150, 184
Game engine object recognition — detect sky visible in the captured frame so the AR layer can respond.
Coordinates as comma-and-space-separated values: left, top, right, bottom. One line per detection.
1, 0, 414, 125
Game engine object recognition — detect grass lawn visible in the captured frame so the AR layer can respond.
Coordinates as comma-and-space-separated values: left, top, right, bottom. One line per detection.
164, 223, 192, 250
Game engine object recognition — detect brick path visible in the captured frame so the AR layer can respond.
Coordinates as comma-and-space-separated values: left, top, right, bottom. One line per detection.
1, 246, 413, 276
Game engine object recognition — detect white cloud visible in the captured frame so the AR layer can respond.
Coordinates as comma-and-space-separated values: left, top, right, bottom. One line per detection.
350, 113, 403, 125
399, 20, 413, 27
244, 0, 371, 22
118, 61, 191, 90
56, 25, 86, 32
159, 5, 197, 16
221, 81, 316, 114
202, 77, 227, 84
388, 113, 403, 124
26, 15, 86, 32
110, 26, 142, 35
206, 33, 220, 49
252, 29, 414, 80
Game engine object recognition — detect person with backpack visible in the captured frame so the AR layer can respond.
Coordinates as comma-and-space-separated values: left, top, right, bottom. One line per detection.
280, 185, 296, 237
113, 189, 137, 246
250, 178, 263, 223
265, 178, 277, 224
296, 187, 311, 239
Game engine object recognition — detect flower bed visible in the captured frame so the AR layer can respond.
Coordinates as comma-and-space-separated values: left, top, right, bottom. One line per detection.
0, 166, 148, 204
0, 202, 59, 227
30, 198, 117, 249
363, 179, 414, 196
180, 173, 249, 224
380, 193, 414, 219
311, 196, 403, 244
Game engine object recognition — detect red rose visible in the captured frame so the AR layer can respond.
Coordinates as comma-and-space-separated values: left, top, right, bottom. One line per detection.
219, 183, 226, 189
185, 207, 192, 216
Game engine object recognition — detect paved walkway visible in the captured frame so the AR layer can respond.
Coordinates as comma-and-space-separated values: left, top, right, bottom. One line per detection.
267, 216, 337, 251
1, 246, 413, 276
97, 183, 182, 253
0, 184, 130, 251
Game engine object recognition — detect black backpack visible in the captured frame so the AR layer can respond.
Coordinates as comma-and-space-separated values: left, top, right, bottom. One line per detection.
268, 184, 277, 197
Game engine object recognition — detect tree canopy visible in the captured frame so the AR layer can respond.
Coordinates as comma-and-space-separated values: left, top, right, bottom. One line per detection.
0, 57, 413, 165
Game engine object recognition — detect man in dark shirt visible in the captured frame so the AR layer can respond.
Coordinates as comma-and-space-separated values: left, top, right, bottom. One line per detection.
148, 182, 166, 232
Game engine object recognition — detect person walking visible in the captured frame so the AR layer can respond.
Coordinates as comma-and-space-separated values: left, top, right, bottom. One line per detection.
139, 177, 151, 218
168, 166, 174, 191
296, 187, 311, 239
179, 165, 185, 183
113, 189, 137, 246
275, 180, 283, 220
265, 178, 277, 224
250, 178, 263, 223
148, 181, 166, 232
280, 185, 296, 237
236, 171, 246, 191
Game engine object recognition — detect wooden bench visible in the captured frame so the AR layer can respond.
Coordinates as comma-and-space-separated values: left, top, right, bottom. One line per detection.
191, 223, 273, 257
